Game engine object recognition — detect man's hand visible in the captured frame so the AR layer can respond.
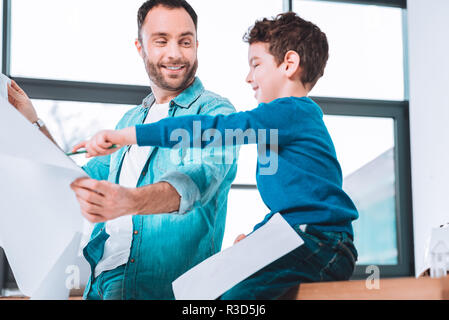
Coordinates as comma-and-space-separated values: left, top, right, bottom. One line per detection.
70, 178, 139, 223
234, 234, 246, 244
71, 127, 137, 158
7, 80, 38, 123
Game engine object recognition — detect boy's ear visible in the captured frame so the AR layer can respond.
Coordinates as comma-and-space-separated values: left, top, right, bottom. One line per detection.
283, 50, 301, 78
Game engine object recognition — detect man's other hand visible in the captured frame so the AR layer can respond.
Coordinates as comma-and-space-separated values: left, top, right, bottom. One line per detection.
7, 80, 38, 123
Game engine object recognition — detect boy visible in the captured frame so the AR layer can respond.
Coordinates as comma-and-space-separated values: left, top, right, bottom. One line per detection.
71, 12, 359, 299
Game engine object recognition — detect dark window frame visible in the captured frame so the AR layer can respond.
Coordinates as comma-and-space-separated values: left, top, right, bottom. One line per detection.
0, 0, 412, 292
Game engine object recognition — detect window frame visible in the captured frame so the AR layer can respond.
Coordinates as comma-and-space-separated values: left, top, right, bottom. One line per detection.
0, 0, 413, 291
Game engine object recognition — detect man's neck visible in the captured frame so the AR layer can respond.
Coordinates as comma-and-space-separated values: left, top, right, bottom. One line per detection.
151, 87, 183, 104
150, 78, 195, 104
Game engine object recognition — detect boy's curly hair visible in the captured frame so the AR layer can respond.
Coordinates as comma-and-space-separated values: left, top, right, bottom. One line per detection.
243, 12, 329, 90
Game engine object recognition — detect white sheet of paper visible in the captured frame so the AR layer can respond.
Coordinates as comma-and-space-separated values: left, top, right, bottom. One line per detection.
0, 99, 79, 171
0, 98, 89, 299
172, 213, 304, 300
0, 73, 11, 101
30, 232, 84, 300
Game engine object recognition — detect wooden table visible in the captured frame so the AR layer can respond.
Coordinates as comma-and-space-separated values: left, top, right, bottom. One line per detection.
1, 276, 448, 300
292, 276, 449, 300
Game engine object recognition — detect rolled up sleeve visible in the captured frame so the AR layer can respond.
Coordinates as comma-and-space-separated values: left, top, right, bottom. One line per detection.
157, 98, 238, 215
158, 171, 201, 215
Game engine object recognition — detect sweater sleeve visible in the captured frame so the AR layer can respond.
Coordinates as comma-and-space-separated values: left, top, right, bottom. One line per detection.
135, 100, 297, 148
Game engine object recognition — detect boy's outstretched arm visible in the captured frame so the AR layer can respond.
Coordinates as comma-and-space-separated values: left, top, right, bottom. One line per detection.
73, 99, 298, 157
71, 127, 137, 158
136, 101, 296, 149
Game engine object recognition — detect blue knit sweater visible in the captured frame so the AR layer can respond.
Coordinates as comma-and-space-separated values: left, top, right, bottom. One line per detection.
136, 96, 358, 237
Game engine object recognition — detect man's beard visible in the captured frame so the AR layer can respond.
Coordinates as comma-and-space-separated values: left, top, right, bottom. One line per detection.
143, 52, 198, 92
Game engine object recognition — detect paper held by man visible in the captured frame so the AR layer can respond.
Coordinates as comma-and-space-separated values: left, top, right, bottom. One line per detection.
0, 93, 89, 299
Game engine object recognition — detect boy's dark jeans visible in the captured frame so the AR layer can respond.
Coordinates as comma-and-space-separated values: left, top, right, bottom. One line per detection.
220, 224, 358, 300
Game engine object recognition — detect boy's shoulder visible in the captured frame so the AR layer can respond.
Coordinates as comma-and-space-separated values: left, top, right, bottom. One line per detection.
265, 96, 323, 117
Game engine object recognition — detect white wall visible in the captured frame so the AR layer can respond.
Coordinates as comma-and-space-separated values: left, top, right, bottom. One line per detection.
407, 0, 449, 275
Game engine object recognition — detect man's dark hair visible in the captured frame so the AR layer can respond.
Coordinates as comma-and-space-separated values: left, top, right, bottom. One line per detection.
137, 0, 198, 42
243, 12, 329, 90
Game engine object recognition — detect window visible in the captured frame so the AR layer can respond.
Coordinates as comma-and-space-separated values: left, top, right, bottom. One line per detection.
293, 0, 405, 101
33, 100, 134, 166
315, 96, 412, 278
11, 0, 148, 85
324, 115, 397, 265
223, 188, 269, 250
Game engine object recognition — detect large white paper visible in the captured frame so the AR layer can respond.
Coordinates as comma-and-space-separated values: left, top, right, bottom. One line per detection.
0, 98, 89, 299
172, 213, 304, 300
0, 73, 11, 100
30, 232, 84, 300
0, 99, 79, 171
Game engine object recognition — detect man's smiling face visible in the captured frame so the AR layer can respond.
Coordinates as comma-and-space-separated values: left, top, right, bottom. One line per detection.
138, 5, 198, 93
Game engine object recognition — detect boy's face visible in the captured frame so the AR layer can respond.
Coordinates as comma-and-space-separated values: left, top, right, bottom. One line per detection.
246, 42, 285, 104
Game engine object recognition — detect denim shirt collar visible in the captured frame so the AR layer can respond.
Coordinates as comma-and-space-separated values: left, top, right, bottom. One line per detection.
140, 77, 205, 111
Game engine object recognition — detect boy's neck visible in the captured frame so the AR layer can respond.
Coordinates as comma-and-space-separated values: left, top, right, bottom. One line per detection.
277, 80, 310, 99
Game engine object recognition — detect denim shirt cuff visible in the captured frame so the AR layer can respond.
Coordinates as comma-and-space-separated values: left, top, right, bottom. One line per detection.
158, 171, 201, 215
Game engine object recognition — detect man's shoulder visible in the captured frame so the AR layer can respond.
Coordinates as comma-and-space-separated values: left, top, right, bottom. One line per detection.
115, 105, 143, 128
193, 89, 236, 116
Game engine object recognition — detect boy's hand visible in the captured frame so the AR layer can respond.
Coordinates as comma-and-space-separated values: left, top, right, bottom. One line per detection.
234, 234, 246, 244
71, 127, 137, 158
7, 80, 39, 123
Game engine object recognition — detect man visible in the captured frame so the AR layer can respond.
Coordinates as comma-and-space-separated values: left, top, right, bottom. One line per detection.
7, 0, 237, 299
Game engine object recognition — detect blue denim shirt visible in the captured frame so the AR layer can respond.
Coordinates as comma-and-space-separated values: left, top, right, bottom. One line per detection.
81, 77, 238, 299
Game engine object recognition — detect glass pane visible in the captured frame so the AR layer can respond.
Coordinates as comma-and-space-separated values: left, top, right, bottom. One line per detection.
233, 145, 257, 185
324, 115, 398, 265
293, 0, 404, 100
11, 0, 148, 85
188, 0, 284, 111
33, 100, 133, 166
222, 188, 269, 250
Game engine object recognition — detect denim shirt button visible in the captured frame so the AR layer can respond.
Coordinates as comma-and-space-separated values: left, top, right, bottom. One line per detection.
130, 258, 135, 263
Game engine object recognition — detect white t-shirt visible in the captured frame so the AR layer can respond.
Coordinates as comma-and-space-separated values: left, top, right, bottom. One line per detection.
94, 102, 169, 278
